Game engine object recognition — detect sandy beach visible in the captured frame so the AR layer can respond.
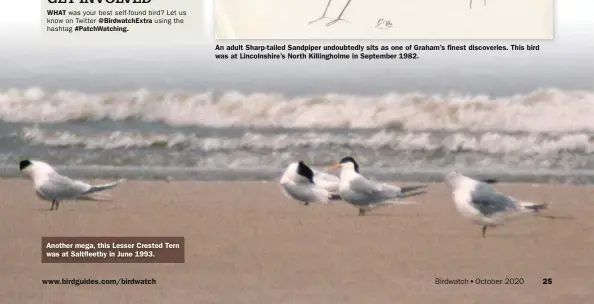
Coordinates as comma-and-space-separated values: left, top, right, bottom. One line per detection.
1, 179, 592, 303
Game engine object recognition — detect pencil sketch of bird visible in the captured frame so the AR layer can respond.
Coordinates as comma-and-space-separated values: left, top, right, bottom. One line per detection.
470, 0, 487, 9
308, 0, 353, 27
19, 159, 123, 211
444, 171, 551, 237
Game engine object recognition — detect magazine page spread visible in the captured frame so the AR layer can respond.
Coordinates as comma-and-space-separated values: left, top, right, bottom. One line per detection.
0, 0, 591, 303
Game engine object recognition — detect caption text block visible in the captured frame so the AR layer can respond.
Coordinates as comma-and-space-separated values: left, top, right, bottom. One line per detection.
42, 236, 185, 263
42, 0, 205, 41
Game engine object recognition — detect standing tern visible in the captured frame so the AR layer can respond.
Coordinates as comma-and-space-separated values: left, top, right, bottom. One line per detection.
280, 161, 341, 206
329, 156, 427, 216
444, 171, 550, 237
19, 160, 123, 211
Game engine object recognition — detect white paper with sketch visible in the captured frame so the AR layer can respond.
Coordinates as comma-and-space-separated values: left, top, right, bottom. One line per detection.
215, 0, 554, 40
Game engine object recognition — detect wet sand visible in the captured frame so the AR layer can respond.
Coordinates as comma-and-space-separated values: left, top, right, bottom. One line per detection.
1, 179, 592, 303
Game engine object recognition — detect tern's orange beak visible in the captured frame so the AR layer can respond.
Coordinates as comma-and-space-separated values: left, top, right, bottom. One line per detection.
328, 162, 341, 170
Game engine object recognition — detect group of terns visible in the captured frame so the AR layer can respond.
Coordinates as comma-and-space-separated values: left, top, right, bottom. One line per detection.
19, 157, 552, 238
280, 156, 552, 237
281, 157, 427, 216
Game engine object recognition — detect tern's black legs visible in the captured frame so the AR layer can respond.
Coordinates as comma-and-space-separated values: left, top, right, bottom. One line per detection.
308, 0, 332, 24
304, 201, 309, 206
358, 208, 366, 216
482, 225, 487, 237
325, 0, 352, 27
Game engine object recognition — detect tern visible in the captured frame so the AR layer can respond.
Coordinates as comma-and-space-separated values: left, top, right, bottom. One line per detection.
329, 156, 427, 216
19, 160, 123, 211
279, 161, 341, 206
444, 171, 550, 237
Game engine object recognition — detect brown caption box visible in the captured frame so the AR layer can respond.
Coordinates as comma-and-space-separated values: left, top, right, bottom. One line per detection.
41, 237, 185, 263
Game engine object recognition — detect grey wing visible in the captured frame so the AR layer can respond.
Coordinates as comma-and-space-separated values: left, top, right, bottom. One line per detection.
374, 183, 405, 198
470, 183, 519, 216
349, 176, 381, 195
37, 174, 91, 200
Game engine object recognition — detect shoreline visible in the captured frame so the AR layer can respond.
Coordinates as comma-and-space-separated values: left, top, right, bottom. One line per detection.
1, 180, 592, 302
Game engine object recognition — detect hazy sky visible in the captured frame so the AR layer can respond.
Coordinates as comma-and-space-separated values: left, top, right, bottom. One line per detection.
0, 0, 593, 96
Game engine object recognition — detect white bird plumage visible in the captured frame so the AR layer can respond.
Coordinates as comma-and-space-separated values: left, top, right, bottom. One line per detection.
331, 156, 427, 216
444, 171, 550, 237
279, 161, 339, 206
312, 169, 340, 197
19, 160, 123, 211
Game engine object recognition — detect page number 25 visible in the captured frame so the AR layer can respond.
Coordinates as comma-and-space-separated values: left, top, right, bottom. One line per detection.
542, 278, 552, 284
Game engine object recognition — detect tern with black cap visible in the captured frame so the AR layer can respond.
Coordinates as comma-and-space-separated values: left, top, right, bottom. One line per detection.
19, 159, 123, 211
329, 156, 427, 216
279, 161, 341, 206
